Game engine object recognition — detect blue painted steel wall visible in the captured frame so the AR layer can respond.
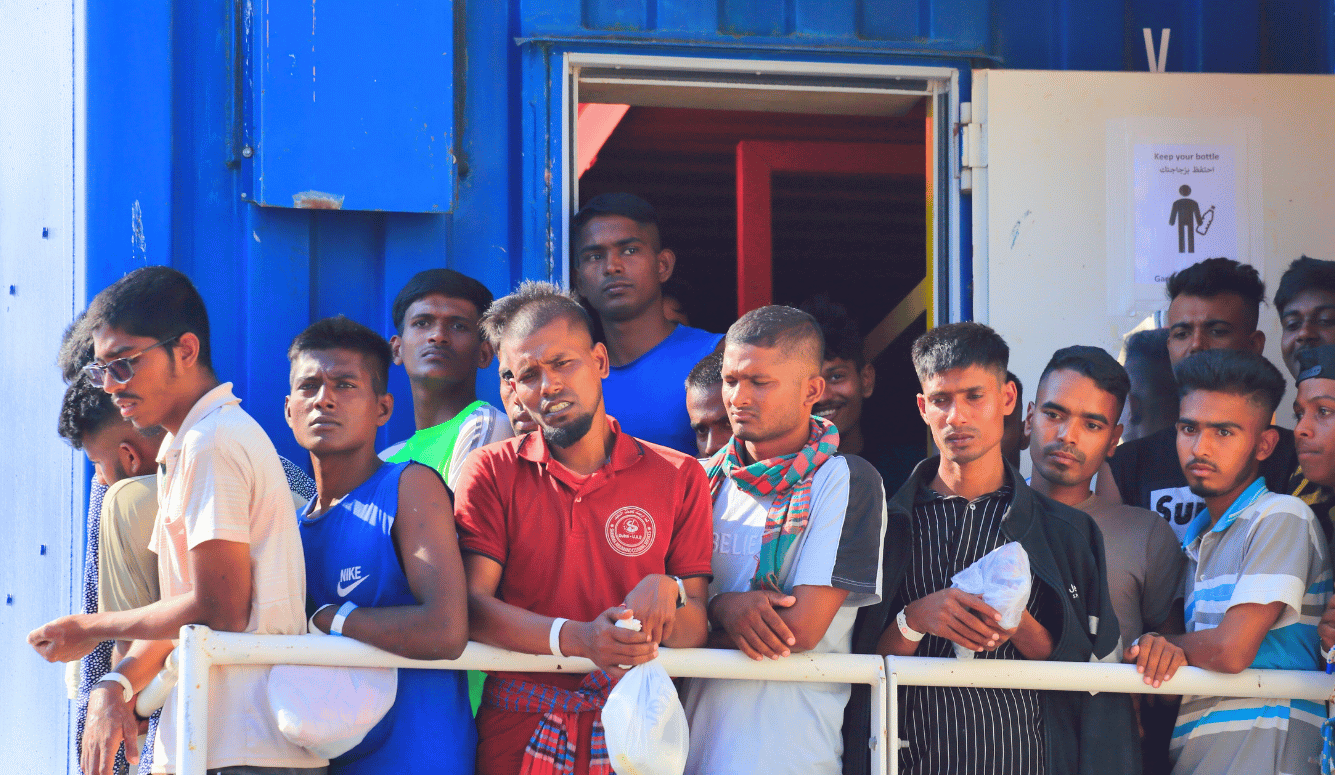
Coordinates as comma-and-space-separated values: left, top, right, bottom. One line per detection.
85, 0, 518, 469
80, 0, 1335, 472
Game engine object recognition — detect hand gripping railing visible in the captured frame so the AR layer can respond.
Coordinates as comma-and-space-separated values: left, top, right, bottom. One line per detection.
172, 625, 1335, 775
173, 625, 890, 775
883, 656, 1335, 775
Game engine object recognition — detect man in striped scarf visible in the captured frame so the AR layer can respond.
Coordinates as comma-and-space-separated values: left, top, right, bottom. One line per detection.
681, 305, 888, 775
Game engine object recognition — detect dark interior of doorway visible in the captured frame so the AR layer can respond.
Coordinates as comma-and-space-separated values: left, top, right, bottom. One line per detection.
579, 103, 929, 491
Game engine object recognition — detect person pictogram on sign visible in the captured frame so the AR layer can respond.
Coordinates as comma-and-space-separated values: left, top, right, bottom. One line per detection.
1169, 184, 1204, 253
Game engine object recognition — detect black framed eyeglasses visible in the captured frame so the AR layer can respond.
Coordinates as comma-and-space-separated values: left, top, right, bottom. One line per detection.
82, 333, 183, 387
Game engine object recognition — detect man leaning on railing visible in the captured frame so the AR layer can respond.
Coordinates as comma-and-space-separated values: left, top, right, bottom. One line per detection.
1128, 349, 1333, 775
850, 323, 1139, 775
29, 268, 325, 775
285, 317, 476, 774
454, 283, 714, 775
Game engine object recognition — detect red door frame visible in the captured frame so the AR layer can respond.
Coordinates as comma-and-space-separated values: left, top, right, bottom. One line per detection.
735, 140, 923, 314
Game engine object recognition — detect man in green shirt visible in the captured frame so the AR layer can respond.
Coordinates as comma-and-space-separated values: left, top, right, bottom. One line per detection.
382, 269, 513, 490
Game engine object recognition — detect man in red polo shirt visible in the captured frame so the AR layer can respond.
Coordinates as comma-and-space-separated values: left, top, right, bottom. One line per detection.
455, 280, 713, 775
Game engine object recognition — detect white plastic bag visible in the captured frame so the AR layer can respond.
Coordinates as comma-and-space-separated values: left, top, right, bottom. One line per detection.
949, 541, 1032, 659
267, 661, 398, 759
602, 657, 689, 775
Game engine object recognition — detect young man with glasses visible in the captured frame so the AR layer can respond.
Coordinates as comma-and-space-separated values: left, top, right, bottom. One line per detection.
29, 267, 324, 775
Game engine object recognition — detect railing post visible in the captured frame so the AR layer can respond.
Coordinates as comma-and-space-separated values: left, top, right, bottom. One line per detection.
870, 660, 888, 775
887, 657, 899, 775
176, 624, 213, 775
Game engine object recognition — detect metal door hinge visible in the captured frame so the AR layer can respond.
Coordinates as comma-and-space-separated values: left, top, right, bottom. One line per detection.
958, 101, 985, 193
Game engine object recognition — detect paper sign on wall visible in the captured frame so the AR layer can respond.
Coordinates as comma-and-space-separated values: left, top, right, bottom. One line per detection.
1132, 143, 1236, 284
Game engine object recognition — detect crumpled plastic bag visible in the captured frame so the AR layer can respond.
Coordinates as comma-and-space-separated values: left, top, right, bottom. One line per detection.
949, 541, 1031, 659
602, 619, 689, 775
268, 661, 398, 759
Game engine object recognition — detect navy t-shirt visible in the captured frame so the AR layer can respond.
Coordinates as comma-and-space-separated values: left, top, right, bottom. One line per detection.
602, 324, 722, 454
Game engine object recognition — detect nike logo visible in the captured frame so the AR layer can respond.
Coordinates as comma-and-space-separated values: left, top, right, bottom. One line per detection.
336, 574, 371, 597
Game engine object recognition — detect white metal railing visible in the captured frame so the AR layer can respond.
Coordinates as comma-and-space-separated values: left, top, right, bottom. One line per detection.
883, 656, 1335, 775
172, 625, 1335, 775
173, 625, 888, 775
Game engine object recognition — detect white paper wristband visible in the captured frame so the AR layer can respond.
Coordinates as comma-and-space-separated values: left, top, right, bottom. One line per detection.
550, 618, 569, 658
897, 609, 925, 643
331, 601, 358, 637
309, 603, 337, 634
98, 671, 134, 703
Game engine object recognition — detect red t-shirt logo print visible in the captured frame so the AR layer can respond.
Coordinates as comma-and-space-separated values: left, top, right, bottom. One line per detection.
605, 506, 656, 557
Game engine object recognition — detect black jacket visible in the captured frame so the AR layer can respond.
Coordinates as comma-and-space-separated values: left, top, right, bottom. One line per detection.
842, 457, 1141, 775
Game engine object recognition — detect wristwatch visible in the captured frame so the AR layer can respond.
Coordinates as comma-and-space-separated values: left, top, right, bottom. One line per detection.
669, 575, 688, 608
896, 609, 925, 643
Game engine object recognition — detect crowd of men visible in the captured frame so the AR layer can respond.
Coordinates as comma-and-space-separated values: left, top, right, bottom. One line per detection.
23, 191, 1335, 775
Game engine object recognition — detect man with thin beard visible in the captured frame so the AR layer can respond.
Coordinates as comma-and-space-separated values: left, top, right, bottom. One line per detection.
1129, 349, 1330, 775
1100, 258, 1299, 539
455, 281, 713, 775
1024, 346, 1184, 774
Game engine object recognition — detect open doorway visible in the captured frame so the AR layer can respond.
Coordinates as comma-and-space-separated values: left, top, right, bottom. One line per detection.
568, 55, 956, 490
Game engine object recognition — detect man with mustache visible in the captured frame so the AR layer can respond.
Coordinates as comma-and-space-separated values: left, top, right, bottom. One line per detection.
853, 322, 1134, 775
455, 281, 712, 775
681, 305, 887, 775
1025, 347, 1184, 775
383, 269, 512, 490
1101, 258, 1299, 540
28, 267, 322, 775
1129, 349, 1330, 775
572, 193, 722, 454
1026, 347, 1183, 657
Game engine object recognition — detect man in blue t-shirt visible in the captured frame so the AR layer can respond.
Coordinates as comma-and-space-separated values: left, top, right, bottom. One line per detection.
286, 316, 475, 775
572, 193, 721, 454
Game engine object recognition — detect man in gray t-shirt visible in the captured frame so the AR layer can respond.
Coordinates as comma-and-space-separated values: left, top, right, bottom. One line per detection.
1024, 347, 1185, 646
1024, 346, 1186, 774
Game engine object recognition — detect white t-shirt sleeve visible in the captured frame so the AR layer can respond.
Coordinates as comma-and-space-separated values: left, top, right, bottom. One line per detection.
446, 404, 514, 491
789, 456, 887, 608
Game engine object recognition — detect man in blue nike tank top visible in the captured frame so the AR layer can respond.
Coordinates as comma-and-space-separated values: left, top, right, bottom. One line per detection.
285, 317, 475, 775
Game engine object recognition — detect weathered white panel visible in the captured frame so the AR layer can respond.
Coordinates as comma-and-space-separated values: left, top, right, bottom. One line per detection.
0, 0, 82, 771
977, 70, 1335, 427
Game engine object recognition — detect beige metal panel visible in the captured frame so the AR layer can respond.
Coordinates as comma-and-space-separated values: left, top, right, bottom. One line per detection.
976, 69, 1335, 429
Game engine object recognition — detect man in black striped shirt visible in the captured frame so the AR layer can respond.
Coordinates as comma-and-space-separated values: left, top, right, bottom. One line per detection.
848, 323, 1137, 775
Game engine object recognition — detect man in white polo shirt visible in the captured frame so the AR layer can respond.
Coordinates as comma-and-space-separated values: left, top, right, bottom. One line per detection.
29, 266, 323, 775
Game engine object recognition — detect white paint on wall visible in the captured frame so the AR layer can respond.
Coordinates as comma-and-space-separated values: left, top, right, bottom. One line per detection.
976, 70, 1335, 431
0, 0, 83, 771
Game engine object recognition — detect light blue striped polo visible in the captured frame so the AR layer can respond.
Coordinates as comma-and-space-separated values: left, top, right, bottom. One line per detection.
1172, 478, 1332, 775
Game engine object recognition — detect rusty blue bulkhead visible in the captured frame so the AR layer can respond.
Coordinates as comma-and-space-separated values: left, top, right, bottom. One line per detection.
82, 0, 1334, 473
